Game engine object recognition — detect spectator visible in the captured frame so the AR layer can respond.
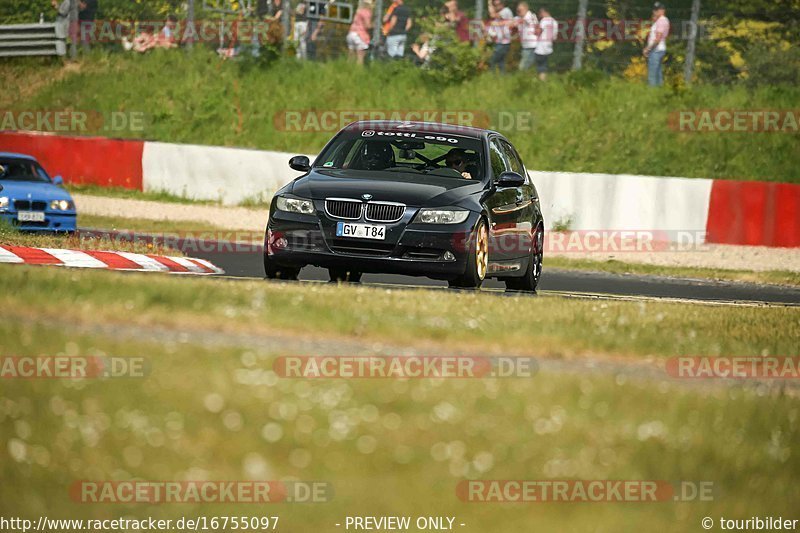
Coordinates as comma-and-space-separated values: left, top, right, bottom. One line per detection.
78, 0, 98, 51
132, 26, 157, 53
534, 6, 557, 81
294, 3, 309, 60
411, 32, 435, 66
307, 17, 321, 60
384, 0, 413, 59
487, 0, 513, 73
516, 2, 538, 71
256, 0, 283, 21
51, 0, 70, 42
644, 2, 670, 87
443, 0, 470, 43
347, 0, 373, 65
156, 15, 179, 48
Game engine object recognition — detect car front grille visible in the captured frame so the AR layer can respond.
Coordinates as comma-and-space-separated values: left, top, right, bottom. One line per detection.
14, 200, 47, 211
325, 199, 362, 220
365, 202, 405, 223
325, 198, 406, 222
330, 240, 396, 257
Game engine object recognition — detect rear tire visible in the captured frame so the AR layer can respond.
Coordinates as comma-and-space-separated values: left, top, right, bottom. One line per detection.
506, 226, 543, 293
448, 218, 489, 290
329, 269, 363, 283
264, 254, 300, 281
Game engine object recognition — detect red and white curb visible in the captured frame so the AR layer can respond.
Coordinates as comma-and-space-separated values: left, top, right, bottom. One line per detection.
0, 245, 224, 275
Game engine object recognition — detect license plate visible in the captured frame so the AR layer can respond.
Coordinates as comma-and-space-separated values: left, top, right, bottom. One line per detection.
17, 211, 45, 222
336, 222, 386, 240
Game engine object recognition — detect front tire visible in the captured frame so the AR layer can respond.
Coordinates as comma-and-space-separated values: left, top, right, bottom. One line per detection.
329, 269, 363, 283
448, 218, 489, 289
506, 225, 543, 293
264, 254, 300, 281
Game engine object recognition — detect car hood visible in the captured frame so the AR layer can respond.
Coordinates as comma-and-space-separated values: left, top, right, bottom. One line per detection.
0, 180, 73, 202
290, 169, 485, 208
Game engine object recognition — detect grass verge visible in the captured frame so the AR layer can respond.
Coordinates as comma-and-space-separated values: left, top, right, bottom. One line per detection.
1, 267, 798, 531
2, 265, 797, 359
68, 184, 221, 205
546, 257, 800, 288
78, 214, 230, 234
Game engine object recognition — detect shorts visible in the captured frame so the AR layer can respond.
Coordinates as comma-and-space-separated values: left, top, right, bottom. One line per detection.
534, 53, 550, 73
346, 32, 369, 52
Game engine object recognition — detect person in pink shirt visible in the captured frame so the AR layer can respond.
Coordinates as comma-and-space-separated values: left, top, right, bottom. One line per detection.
644, 2, 670, 86
347, 0, 374, 65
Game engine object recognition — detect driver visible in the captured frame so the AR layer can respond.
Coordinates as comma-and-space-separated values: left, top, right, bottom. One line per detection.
361, 142, 395, 171
445, 149, 473, 179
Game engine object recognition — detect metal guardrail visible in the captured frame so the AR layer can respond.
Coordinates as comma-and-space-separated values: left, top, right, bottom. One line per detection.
0, 23, 66, 58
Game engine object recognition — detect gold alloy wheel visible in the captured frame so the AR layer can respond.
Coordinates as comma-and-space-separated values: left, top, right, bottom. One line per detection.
476, 223, 489, 280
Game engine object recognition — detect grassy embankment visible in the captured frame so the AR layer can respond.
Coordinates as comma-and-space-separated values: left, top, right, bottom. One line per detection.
2, 50, 799, 183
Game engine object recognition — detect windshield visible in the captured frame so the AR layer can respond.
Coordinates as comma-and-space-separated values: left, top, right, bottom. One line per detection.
0, 158, 51, 183
315, 130, 485, 181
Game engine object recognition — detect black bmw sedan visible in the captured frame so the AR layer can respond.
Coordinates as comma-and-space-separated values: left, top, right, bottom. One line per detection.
265, 121, 544, 291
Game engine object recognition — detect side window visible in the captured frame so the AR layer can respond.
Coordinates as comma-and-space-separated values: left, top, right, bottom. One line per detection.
500, 141, 525, 176
489, 139, 509, 179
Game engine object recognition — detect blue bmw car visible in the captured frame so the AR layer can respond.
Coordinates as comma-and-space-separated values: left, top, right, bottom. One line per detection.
0, 152, 76, 232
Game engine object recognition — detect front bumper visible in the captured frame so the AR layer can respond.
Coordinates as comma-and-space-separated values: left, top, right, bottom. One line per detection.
0, 212, 77, 232
266, 207, 480, 280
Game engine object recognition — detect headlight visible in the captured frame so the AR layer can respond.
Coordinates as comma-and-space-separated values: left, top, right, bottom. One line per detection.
276, 196, 314, 215
0, 197, 8, 211
415, 209, 470, 225
49, 199, 75, 211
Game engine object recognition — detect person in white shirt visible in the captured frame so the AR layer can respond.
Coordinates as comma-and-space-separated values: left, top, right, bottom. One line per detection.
644, 2, 670, 86
534, 6, 557, 81
515, 2, 539, 71
487, 0, 514, 73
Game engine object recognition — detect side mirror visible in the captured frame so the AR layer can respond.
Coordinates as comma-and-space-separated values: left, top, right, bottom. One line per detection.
496, 171, 525, 188
52, 175, 64, 185
289, 156, 311, 172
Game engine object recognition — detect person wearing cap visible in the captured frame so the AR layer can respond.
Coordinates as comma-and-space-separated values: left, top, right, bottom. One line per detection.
644, 2, 670, 86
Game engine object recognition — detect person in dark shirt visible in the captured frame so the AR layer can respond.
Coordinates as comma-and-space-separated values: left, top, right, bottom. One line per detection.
383, 0, 412, 58
78, 0, 98, 50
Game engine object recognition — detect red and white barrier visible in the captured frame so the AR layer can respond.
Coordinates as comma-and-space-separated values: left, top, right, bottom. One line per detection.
2, 131, 799, 248
0, 244, 224, 275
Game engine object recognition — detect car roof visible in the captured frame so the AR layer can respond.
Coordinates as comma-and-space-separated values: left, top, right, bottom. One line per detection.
0, 152, 37, 161
344, 121, 499, 140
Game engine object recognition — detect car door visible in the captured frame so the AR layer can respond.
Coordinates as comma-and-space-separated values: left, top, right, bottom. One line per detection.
498, 139, 538, 259
483, 137, 520, 264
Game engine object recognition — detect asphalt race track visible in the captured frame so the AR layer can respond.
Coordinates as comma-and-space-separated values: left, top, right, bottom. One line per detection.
190, 245, 800, 307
